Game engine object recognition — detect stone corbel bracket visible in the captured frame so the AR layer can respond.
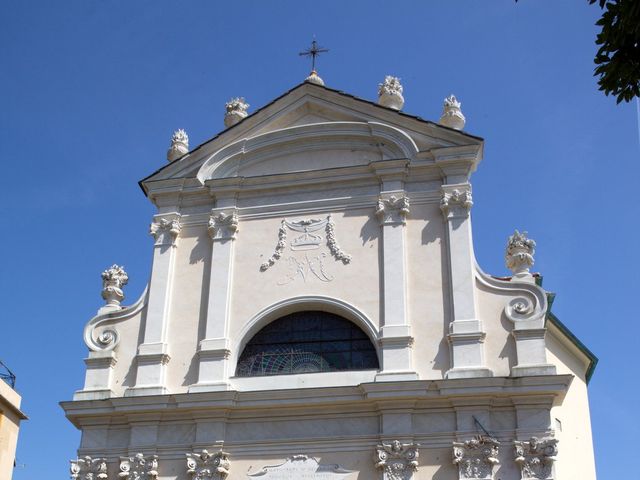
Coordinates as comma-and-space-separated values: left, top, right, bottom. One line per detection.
475, 263, 556, 376
83, 285, 149, 352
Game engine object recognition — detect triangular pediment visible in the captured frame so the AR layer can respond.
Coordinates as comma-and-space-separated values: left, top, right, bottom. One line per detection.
141, 82, 483, 191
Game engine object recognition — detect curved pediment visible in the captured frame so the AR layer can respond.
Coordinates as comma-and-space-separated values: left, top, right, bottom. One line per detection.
196, 121, 418, 183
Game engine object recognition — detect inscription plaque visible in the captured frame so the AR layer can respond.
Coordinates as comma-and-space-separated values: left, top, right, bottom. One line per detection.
248, 455, 354, 480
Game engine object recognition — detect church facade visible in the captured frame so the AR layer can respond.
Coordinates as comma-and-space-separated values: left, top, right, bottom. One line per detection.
62, 74, 597, 480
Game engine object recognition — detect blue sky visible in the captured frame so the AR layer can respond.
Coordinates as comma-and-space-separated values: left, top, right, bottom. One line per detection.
0, 1, 637, 478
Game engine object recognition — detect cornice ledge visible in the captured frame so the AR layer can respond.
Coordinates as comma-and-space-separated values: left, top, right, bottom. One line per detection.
432, 144, 483, 178
83, 285, 149, 352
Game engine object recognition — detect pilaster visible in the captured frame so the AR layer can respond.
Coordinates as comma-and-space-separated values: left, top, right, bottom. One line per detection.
440, 184, 492, 379
75, 350, 117, 400
191, 196, 239, 392
127, 213, 181, 396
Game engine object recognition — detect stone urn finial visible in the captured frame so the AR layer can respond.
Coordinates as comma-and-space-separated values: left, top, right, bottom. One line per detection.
378, 75, 404, 110
305, 70, 325, 86
505, 230, 536, 278
167, 128, 189, 162
224, 97, 249, 128
439, 94, 466, 130
101, 264, 128, 310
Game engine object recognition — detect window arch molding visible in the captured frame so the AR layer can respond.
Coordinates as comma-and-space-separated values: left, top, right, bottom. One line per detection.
232, 295, 381, 375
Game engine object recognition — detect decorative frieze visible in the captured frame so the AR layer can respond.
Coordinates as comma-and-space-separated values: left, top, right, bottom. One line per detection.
440, 187, 473, 220
208, 210, 239, 241
514, 437, 558, 480
224, 97, 249, 127
186, 450, 230, 480
149, 217, 182, 246
70, 456, 108, 480
167, 128, 189, 162
248, 455, 353, 480
374, 441, 419, 480
101, 264, 128, 309
120, 453, 159, 480
439, 95, 466, 131
505, 230, 536, 278
452, 436, 500, 479
376, 195, 410, 225
378, 76, 405, 110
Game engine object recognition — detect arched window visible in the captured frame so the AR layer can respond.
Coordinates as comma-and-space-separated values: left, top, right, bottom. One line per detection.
235, 311, 379, 377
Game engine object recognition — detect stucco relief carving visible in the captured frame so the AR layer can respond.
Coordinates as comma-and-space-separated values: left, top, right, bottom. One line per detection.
440, 187, 473, 220
374, 440, 419, 480
452, 436, 500, 479
376, 195, 410, 225
149, 217, 181, 246
260, 216, 351, 283
186, 449, 230, 480
248, 455, 353, 480
514, 437, 558, 480
119, 453, 159, 480
505, 230, 536, 277
101, 264, 128, 309
208, 210, 239, 240
71, 456, 108, 480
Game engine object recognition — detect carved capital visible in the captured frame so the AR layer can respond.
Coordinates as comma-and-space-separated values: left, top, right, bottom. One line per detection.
452, 436, 500, 479
101, 264, 128, 309
374, 441, 419, 480
208, 210, 239, 241
440, 185, 473, 220
120, 453, 158, 480
505, 230, 536, 277
71, 456, 108, 480
514, 437, 558, 480
186, 449, 230, 480
376, 195, 410, 225
149, 216, 181, 246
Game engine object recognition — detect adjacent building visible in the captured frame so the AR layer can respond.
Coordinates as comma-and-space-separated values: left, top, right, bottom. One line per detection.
0, 362, 27, 480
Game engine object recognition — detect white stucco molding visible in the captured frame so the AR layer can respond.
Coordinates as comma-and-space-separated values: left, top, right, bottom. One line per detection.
196, 121, 419, 183
475, 263, 556, 377
231, 296, 381, 372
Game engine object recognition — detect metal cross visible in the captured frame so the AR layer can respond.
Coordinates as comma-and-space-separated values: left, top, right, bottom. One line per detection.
299, 39, 329, 73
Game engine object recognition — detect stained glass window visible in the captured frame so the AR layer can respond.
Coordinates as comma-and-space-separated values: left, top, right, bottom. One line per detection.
235, 311, 379, 377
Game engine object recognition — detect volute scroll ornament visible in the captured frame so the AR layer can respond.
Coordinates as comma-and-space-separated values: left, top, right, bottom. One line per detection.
186, 449, 230, 480
514, 437, 558, 480
149, 217, 182, 246
440, 187, 473, 220
376, 195, 410, 225
374, 440, 419, 480
70, 456, 108, 480
208, 210, 239, 241
119, 453, 159, 480
452, 436, 500, 480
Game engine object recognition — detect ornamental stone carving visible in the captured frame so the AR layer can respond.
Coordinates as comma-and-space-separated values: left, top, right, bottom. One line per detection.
452, 436, 500, 479
224, 97, 249, 127
186, 449, 230, 480
167, 128, 189, 162
439, 95, 466, 130
505, 230, 536, 278
71, 456, 108, 480
101, 264, 128, 309
514, 437, 558, 480
208, 210, 239, 241
374, 440, 419, 480
149, 217, 181, 246
119, 453, 158, 480
440, 187, 473, 220
376, 195, 410, 225
378, 76, 404, 110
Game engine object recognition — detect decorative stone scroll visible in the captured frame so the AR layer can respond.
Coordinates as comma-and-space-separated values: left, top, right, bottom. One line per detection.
70, 456, 108, 480
505, 230, 536, 278
440, 187, 473, 220
376, 195, 410, 225
119, 453, 158, 480
208, 210, 239, 241
186, 449, 230, 480
374, 440, 419, 480
452, 436, 500, 479
260, 215, 351, 274
149, 217, 182, 246
248, 455, 354, 480
514, 437, 558, 480
101, 264, 128, 309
